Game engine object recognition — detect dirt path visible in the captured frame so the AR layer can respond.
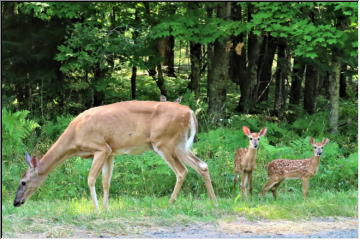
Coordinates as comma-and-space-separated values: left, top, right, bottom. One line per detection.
141, 217, 358, 238
6, 217, 358, 238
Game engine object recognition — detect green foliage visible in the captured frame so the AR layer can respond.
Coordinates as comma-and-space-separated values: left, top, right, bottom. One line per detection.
1, 108, 39, 162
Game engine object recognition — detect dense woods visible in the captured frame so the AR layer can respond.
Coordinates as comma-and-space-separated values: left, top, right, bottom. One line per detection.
2, 2, 358, 200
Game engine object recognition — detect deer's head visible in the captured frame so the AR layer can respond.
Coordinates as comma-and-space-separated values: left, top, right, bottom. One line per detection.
310, 137, 329, 156
242, 126, 267, 149
14, 153, 45, 207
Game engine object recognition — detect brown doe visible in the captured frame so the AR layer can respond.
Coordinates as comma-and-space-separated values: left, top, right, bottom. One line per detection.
234, 126, 267, 196
14, 101, 217, 209
261, 137, 330, 199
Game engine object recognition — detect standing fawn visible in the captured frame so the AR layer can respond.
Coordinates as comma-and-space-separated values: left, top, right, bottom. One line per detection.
261, 137, 329, 199
234, 126, 267, 196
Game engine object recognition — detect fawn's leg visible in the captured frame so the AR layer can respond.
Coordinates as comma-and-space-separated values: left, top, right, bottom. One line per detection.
241, 172, 248, 196
248, 171, 253, 195
233, 174, 239, 191
301, 177, 310, 198
261, 177, 279, 197
271, 180, 283, 200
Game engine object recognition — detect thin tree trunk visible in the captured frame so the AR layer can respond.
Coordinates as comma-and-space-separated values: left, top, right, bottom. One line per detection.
156, 64, 167, 97
130, 66, 137, 99
290, 57, 305, 105
189, 41, 201, 99
304, 63, 317, 114
257, 35, 277, 102
329, 56, 341, 134
339, 64, 347, 98
273, 38, 288, 116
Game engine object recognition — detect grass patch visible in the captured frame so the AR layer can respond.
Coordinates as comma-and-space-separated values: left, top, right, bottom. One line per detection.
2, 190, 357, 237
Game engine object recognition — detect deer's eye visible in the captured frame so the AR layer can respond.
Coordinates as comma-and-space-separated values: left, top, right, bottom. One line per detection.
258, 138, 261, 141
249, 138, 253, 140
313, 147, 317, 149
21, 182, 26, 186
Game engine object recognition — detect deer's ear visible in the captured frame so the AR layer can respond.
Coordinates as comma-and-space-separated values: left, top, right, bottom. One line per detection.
31, 156, 38, 168
25, 152, 32, 167
25, 153, 37, 168
242, 126, 251, 136
322, 138, 330, 145
309, 137, 315, 145
259, 128, 267, 137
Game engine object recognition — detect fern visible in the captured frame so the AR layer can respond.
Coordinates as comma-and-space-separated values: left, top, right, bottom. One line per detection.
2, 108, 39, 163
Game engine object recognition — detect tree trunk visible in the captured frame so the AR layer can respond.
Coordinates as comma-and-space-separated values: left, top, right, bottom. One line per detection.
289, 57, 306, 105
304, 63, 317, 114
257, 35, 277, 102
273, 38, 288, 116
236, 3, 262, 113
157, 36, 176, 77
229, 2, 248, 113
156, 64, 167, 97
130, 66, 137, 99
93, 63, 106, 107
207, 2, 231, 122
189, 41, 201, 98
329, 56, 341, 134
339, 64, 347, 98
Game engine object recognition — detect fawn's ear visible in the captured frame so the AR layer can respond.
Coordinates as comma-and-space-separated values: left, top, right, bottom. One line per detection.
242, 126, 251, 136
259, 128, 267, 137
322, 138, 330, 145
309, 137, 315, 145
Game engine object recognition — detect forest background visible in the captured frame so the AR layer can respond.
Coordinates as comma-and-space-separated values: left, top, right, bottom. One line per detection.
2, 2, 358, 204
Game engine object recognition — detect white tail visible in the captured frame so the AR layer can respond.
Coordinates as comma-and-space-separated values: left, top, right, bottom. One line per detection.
261, 137, 330, 199
14, 101, 217, 209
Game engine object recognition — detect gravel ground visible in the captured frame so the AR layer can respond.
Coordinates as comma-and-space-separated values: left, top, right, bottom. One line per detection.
140, 217, 358, 238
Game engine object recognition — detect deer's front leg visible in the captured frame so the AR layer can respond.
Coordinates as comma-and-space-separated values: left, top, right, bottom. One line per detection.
248, 171, 253, 195
301, 177, 310, 198
241, 172, 247, 196
233, 174, 239, 191
102, 156, 114, 210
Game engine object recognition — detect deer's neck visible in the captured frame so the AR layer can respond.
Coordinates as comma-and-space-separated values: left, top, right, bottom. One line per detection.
309, 155, 321, 171
246, 147, 257, 161
37, 130, 74, 176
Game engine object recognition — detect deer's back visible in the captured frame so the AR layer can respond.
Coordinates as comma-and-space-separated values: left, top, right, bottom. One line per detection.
267, 158, 312, 178
67, 101, 192, 154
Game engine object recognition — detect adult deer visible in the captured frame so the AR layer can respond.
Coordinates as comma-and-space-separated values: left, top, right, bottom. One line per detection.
233, 126, 267, 196
261, 137, 329, 199
14, 101, 217, 209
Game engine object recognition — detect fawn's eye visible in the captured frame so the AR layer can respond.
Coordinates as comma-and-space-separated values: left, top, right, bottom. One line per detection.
21, 182, 26, 186
249, 138, 253, 140
258, 138, 261, 141
313, 147, 317, 149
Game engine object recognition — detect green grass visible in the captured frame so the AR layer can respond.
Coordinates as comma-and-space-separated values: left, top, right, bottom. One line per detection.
2, 190, 357, 237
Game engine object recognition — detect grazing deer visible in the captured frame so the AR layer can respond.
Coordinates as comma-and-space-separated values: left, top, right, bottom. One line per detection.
261, 137, 329, 199
14, 101, 217, 209
233, 126, 267, 196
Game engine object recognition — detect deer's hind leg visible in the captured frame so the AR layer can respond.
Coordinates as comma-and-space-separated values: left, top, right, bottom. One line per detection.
153, 145, 188, 204
270, 180, 283, 199
261, 177, 280, 197
175, 150, 217, 203
102, 155, 114, 209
